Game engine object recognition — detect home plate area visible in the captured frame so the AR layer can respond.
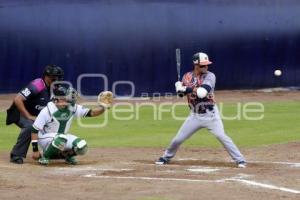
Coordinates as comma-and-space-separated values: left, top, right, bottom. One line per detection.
49, 157, 300, 196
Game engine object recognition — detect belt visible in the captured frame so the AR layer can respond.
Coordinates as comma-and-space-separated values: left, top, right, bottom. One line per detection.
191, 105, 214, 114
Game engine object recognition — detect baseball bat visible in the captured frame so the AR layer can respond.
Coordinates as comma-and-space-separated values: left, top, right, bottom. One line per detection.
176, 48, 181, 81
175, 48, 184, 97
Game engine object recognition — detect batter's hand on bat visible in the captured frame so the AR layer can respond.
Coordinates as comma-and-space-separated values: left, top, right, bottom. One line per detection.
175, 81, 186, 97
175, 81, 186, 93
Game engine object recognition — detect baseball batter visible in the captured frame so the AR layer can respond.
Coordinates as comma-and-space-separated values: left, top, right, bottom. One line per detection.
31, 84, 113, 165
156, 52, 246, 168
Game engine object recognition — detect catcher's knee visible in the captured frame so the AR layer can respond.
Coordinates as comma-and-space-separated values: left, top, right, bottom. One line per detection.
72, 138, 88, 155
52, 134, 68, 151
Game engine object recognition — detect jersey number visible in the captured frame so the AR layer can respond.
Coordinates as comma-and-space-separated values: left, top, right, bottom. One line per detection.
21, 88, 31, 97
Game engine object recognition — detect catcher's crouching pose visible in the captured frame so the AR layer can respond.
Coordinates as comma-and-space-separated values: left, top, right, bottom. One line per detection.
31, 84, 113, 165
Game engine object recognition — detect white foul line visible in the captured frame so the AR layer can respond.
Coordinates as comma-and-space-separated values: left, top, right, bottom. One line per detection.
228, 178, 300, 194
83, 174, 226, 183
84, 174, 300, 194
177, 158, 300, 167
251, 161, 300, 168
187, 168, 220, 173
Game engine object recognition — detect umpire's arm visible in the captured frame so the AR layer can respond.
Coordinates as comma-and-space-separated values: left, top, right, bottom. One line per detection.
14, 94, 36, 121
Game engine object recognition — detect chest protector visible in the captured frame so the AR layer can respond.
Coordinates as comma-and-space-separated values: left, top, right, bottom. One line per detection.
45, 102, 76, 134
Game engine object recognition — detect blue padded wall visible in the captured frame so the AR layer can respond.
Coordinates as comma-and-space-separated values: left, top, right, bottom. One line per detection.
0, 0, 299, 95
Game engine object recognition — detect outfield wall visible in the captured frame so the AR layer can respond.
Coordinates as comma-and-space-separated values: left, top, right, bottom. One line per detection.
0, 0, 299, 95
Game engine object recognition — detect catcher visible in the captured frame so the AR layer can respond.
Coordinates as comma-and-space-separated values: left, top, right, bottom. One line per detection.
31, 84, 113, 165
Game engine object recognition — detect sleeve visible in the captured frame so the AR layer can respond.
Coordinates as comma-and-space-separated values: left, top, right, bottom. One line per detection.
181, 73, 192, 87
181, 72, 194, 94
202, 73, 216, 89
74, 104, 91, 118
32, 108, 49, 132
18, 82, 39, 100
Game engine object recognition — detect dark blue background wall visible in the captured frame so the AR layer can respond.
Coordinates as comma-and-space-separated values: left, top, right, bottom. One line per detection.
0, 0, 299, 96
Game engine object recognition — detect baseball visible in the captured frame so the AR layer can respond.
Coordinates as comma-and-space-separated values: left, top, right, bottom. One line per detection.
274, 69, 282, 76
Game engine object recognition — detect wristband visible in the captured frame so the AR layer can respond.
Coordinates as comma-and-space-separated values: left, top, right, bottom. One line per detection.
32, 140, 39, 152
185, 87, 193, 94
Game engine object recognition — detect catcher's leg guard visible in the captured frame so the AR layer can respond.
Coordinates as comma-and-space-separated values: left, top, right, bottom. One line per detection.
72, 138, 88, 155
43, 134, 68, 159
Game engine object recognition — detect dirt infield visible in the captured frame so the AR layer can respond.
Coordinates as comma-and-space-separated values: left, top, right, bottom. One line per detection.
1, 143, 300, 200
1, 90, 299, 199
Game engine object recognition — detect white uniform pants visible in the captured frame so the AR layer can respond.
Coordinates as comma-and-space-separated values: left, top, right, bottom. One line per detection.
163, 106, 245, 163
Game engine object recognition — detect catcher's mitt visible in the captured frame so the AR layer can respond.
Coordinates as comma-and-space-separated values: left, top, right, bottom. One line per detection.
97, 91, 113, 109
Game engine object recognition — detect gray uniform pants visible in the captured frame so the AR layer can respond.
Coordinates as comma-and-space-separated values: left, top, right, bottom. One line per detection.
163, 106, 245, 163
10, 115, 34, 158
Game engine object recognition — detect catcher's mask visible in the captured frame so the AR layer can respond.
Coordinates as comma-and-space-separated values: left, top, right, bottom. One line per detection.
51, 84, 78, 105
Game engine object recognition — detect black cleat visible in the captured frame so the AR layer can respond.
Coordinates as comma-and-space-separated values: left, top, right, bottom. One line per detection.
10, 156, 24, 164
237, 161, 247, 168
155, 157, 169, 165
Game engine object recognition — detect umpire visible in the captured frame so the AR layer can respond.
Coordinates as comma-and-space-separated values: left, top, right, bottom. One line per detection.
6, 65, 64, 164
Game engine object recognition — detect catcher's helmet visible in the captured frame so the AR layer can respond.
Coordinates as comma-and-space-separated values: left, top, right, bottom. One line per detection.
192, 52, 212, 66
52, 84, 78, 105
43, 65, 64, 80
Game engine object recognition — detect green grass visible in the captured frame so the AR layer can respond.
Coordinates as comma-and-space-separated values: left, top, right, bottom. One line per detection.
0, 102, 299, 152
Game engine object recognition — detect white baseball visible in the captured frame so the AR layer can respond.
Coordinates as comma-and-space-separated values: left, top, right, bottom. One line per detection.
274, 70, 282, 76
196, 87, 208, 98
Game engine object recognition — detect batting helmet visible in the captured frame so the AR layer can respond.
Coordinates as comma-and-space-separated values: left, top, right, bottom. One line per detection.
192, 52, 212, 66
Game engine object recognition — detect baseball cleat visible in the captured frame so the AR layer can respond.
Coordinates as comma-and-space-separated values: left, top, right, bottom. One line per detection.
237, 161, 247, 168
155, 157, 169, 165
38, 157, 49, 165
65, 156, 78, 165
10, 156, 24, 164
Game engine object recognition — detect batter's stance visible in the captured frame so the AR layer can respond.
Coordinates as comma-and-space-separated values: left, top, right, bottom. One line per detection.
156, 52, 246, 168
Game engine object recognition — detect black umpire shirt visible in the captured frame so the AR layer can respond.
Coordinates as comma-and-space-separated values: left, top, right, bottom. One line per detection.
18, 78, 50, 116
